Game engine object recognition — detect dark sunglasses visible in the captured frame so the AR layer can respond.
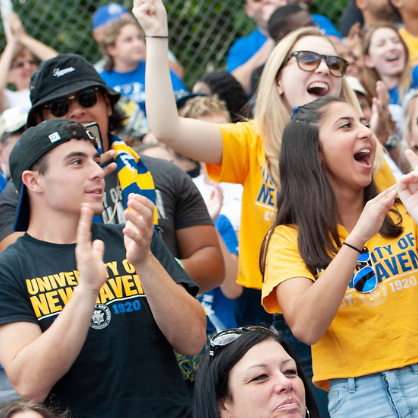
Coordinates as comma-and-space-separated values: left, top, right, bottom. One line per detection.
283, 51, 349, 77
352, 247, 378, 293
209, 326, 275, 359
44, 88, 100, 117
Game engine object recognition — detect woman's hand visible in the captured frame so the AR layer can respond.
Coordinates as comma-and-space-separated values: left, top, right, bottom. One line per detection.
132, 0, 168, 36
7, 12, 25, 42
369, 81, 392, 145
205, 183, 223, 221
397, 150, 418, 221
349, 185, 397, 247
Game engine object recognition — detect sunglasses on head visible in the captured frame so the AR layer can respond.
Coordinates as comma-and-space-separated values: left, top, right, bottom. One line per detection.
43, 88, 100, 118
283, 51, 349, 77
209, 326, 276, 359
352, 247, 378, 293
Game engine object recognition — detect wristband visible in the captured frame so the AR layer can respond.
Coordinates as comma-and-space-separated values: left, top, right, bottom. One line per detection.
342, 241, 362, 254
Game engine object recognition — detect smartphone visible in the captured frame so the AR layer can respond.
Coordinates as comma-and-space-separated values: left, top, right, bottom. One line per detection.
84, 122, 103, 153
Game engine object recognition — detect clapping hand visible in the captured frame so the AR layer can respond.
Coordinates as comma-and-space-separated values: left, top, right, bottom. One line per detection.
350, 185, 397, 246
123, 194, 155, 266
75, 203, 107, 293
397, 150, 418, 222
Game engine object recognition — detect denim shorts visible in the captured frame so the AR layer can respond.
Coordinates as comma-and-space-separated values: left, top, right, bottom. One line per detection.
328, 364, 418, 418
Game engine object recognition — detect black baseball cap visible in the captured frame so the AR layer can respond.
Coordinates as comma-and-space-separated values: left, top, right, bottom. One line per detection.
10, 119, 97, 231
27, 54, 121, 127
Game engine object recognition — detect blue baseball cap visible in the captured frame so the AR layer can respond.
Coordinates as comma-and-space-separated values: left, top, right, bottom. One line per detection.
92, 3, 129, 31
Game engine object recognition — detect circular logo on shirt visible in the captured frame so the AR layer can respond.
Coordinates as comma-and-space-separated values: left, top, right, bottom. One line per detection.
90, 304, 111, 329
359, 284, 388, 306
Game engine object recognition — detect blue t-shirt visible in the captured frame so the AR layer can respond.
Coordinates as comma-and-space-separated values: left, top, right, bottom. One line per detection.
215, 214, 239, 255
100, 62, 188, 115
227, 28, 267, 72
227, 17, 341, 74
388, 64, 418, 105
199, 214, 239, 333
312, 14, 342, 39
0, 173, 7, 195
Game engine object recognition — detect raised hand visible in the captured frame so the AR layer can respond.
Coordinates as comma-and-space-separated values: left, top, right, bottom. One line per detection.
369, 81, 392, 145
132, 0, 168, 36
397, 150, 418, 221
350, 185, 397, 246
7, 12, 25, 41
75, 203, 107, 293
123, 194, 155, 266
205, 183, 223, 221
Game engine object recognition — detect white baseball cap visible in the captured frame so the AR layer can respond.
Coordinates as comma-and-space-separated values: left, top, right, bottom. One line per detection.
0, 107, 28, 139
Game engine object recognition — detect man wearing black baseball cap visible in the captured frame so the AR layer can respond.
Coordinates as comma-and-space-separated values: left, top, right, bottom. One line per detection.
0, 53, 224, 294
0, 118, 206, 417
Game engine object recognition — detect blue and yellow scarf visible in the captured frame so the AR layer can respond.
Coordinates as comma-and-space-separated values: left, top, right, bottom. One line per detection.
95, 134, 158, 227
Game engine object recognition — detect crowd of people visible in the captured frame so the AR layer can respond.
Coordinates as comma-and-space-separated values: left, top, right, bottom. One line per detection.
0, 0, 417, 417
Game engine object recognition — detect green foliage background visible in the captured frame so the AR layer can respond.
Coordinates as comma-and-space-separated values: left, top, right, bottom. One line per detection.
3, 0, 349, 89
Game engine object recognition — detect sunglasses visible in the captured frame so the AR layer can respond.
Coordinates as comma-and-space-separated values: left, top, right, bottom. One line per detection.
352, 247, 378, 293
43, 88, 100, 117
283, 51, 349, 77
209, 326, 275, 359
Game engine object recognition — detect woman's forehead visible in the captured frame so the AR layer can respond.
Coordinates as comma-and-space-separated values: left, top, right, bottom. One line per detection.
291, 36, 336, 54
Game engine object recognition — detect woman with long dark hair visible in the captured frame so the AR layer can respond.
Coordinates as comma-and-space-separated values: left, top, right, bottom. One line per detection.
262, 96, 418, 417
194, 326, 320, 418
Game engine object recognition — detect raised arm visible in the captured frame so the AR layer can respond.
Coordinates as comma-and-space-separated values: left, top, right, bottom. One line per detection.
123, 193, 206, 356
276, 186, 397, 345
0, 204, 108, 402
132, 0, 223, 165
7, 12, 57, 61
0, 23, 18, 112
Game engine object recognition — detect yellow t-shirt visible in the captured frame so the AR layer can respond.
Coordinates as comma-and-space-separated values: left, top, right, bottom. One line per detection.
399, 28, 418, 67
206, 121, 277, 289
262, 205, 418, 390
207, 120, 396, 291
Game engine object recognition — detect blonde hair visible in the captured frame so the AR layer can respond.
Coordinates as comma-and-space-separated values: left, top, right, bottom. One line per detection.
99, 17, 144, 71
179, 95, 231, 121
254, 26, 360, 189
361, 23, 411, 104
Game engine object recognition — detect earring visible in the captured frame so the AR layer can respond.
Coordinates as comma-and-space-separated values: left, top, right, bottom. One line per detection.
306, 406, 310, 417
